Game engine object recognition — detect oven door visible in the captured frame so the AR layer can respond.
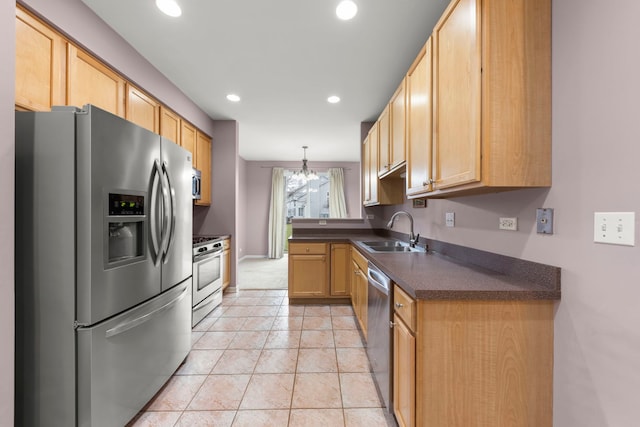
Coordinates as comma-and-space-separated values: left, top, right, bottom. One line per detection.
193, 249, 223, 306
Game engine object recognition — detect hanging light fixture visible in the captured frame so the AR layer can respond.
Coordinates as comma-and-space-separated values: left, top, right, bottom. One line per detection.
295, 146, 319, 181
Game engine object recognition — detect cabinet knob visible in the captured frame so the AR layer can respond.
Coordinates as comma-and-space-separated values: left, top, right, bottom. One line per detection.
305, 247, 310, 252
395, 302, 404, 308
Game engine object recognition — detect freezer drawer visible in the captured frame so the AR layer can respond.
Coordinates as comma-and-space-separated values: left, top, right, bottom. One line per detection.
76, 279, 192, 427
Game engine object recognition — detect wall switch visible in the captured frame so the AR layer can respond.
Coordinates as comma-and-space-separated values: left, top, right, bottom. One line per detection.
499, 217, 518, 231
536, 208, 554, 234
319, 220, 327, 225
594, 212, 635, 246
445, 212, 455, 227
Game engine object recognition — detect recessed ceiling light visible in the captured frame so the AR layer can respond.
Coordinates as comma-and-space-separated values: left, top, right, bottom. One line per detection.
156, 0, 182, 17
327, 96, 341, 104
336, 0, 358, 20
226, 94, 241, 102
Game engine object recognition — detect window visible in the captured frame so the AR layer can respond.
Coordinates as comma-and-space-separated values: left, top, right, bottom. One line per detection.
285, 171, 329, 219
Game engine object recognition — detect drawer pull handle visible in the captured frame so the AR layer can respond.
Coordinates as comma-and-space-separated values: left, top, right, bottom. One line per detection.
395, 302, 404, 308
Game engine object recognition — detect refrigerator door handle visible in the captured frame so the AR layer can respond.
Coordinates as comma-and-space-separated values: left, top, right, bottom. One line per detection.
158, 162, 171, 260
161, 161, 177, 263
149, 160, 162, 265
104, 283, 189, 339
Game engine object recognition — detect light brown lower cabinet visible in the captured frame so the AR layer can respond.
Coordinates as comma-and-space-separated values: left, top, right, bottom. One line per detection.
350, 246, 368, 340
288, 243, 329, 299
330, 243, 350, 296
222, 238, 231, 291
393, 284, 554, 427
393, 312, 415, 427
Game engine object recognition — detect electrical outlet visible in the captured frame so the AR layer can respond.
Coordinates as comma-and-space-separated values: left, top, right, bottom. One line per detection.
594, 212, 635, 246
445, 212, 455, 227
499, 217, 518, 231
366, 214, 375, 219
318, 220, 327, 225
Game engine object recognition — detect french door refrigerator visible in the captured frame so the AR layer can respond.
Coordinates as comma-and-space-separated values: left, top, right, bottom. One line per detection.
15, 105, 193, 427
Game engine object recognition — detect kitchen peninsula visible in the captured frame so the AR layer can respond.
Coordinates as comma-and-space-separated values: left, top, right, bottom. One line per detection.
289, 229, 560, 427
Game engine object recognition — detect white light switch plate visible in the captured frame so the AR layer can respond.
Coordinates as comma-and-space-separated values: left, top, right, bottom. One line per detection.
593, 212, 635, 246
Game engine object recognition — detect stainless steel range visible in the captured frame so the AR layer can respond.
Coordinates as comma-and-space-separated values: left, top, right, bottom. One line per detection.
192, 236, 224, 326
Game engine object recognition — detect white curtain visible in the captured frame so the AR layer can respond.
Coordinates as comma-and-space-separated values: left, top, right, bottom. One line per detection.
267, 167, 286, 258
328, 168, 348, 218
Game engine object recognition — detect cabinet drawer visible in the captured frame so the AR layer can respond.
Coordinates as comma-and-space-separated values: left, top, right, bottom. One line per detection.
289, 242, 327, 255
394, 285, 416, 332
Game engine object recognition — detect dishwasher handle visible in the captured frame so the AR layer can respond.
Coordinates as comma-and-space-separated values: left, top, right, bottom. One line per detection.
367, 263, 390, 295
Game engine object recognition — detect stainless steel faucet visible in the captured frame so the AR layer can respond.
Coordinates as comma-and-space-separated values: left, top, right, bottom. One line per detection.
386, 211, 419, 247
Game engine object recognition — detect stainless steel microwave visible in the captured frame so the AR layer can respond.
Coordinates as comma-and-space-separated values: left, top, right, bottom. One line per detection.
192, 168, 201, 200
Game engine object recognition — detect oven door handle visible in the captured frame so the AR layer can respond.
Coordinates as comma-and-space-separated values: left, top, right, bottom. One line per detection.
194, 249, 223, 263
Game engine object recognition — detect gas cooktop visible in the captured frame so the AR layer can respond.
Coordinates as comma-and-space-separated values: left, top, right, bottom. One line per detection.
192, 235, 220, 246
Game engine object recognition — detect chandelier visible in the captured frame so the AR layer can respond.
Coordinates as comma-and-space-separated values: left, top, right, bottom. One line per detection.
294, 146, 319, 180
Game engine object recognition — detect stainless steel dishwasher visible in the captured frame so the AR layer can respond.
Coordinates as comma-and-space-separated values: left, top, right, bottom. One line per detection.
366, 261, 393, 413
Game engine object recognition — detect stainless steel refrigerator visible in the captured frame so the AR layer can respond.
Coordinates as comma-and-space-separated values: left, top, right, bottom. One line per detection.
15, 105, 193, 427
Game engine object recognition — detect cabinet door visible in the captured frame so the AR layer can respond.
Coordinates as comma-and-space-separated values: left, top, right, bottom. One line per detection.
393, 314, 416, 427
289, 254, 328, 297
350, 258, 359, 315
390, 78, 407, 170
362, 135, 371, 205
356, 267, 368, 339
330, 244, 350, 296
125, 83, 160, 133
377, 106, 390, 176
180, 121, 196, 159
15, 7, 66, 111
67, 45, 125, 117
433, 0, 481, 189
222, 249, 231, 290
160, 107, 181, 146
195, 131, 212, 206
406, 40, 433, 197
368, 124, 379, 204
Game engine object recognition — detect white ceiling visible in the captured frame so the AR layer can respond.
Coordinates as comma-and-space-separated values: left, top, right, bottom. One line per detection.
81, 0, 449, 161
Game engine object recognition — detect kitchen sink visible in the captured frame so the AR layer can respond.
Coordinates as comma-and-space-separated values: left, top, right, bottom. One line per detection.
358, 240, 426, 254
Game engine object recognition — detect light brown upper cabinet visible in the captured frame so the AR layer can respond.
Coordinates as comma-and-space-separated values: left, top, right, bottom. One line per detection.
195, 131, 212, 206
363, 121, 404, 207
160, 106, 181, 146
67, 45, 125, 117
125, 83, 160, 133
406, 39, 433, 197
389, 78, 407, 173
15, 6, 67, 112
379, 79, 407, 179
180, 120, 197, 159
377, 105, 390, 176
426, 0, 551, 198
363, 124, 379, 206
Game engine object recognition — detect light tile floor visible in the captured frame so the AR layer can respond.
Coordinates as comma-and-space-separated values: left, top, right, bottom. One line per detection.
128, 289, 395, 427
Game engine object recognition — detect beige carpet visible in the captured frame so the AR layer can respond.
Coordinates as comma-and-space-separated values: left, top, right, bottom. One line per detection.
237, 255, 288, 290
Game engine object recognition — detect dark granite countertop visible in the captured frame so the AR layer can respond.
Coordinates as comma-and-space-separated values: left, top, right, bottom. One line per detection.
289, 232, 561, 301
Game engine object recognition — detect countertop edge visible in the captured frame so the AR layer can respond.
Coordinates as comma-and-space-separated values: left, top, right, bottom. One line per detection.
289, 233, 561, 301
